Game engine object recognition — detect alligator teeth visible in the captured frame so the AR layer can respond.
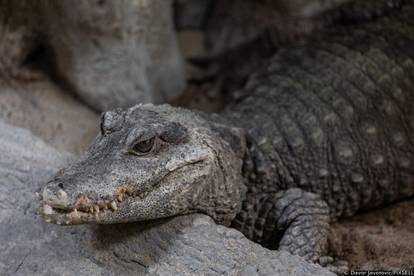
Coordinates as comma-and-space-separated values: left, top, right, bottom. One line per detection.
65, 221, 70, 225
97, 201, 105, 210
57, 221, 61, 225
110, 201, 118, 211
57, 190, 67, 199
90, 206, 94, 213
43, 204, 54, 215
45, 218, 52, 223
94, 206, 100, 213
72, 208, 80, 218
138, 191, 148, 199
35, 192, 42, 200
117, 194, 123, 202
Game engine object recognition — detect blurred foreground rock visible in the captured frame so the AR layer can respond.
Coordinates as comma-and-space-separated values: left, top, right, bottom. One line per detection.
0, 122, 333, 276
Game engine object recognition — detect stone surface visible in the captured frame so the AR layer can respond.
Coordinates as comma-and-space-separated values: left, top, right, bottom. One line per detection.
175, 0, 353, 58
0, 122, 333, 276
0, 80, 99, 155
48, 0, 186, 111
0, 0, 186, 112
277, 0, 351, 17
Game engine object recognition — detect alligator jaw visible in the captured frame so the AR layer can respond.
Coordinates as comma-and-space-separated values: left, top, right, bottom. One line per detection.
38, 186, 153, 225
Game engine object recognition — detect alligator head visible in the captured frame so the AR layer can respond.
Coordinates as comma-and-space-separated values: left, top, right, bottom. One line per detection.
38, 104, 246, 226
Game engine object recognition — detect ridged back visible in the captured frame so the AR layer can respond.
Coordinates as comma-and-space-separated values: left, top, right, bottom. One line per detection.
225, 5, 414, 218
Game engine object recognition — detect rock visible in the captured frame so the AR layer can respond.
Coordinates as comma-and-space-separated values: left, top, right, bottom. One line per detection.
0, 122, 74, 216
48, 0, 186, 111
174, 0, 211, 30
0, 80, 99, 155
0, 0, 186, 112
175, 0, 352, 57
276, 0, 351, 17
0, 122, 333, 276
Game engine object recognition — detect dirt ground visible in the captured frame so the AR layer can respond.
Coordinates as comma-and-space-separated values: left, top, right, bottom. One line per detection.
330, 200, 414, 270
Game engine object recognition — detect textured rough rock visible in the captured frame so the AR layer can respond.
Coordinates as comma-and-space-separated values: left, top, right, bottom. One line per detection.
0, 122, 332, 276
0, 0, 186, 112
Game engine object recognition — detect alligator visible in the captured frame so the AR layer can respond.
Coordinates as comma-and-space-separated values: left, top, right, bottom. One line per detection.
39, 3, 414, 262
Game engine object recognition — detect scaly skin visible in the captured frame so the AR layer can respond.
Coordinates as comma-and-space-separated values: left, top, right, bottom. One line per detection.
39, 4, 414, 262
226, 3, 414, 259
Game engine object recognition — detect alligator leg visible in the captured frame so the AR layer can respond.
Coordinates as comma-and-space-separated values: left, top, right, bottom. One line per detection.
232, 188, 331, 261
273, 188, 331, 261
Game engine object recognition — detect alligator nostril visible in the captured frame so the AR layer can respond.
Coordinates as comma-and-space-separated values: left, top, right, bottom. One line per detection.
58, 183, 64, 189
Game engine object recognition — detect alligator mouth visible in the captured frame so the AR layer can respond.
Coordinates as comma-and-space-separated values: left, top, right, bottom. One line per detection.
39, 190, 143, 225
38, 159, 206, 225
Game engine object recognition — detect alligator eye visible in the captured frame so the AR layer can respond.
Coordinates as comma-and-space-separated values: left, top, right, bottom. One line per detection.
131, 137, 155, 156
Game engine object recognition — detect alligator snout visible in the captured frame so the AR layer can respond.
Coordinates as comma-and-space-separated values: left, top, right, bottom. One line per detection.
42, 182, 70, 209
